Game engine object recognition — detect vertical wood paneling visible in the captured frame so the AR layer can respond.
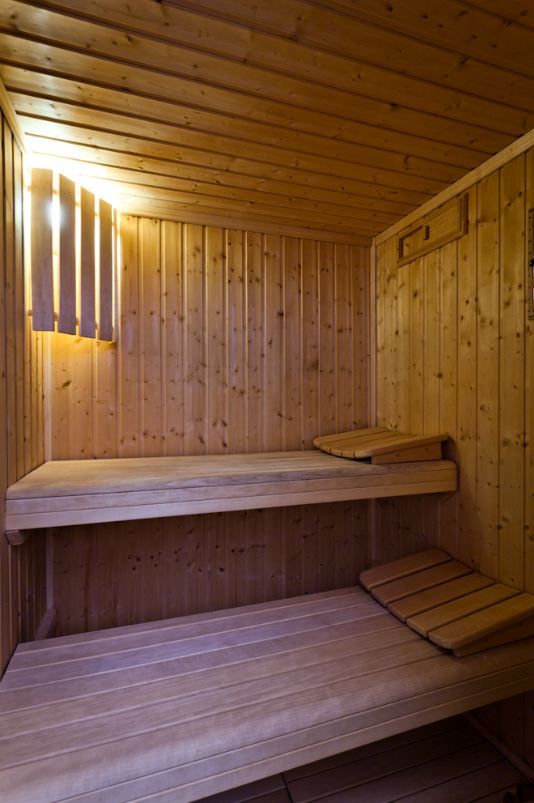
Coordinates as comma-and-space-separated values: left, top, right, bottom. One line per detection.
525, 150, 534, 598
456, 186, 478, 570
318, 241, 337, 435
283, 237, 302, 450
264, 234, 283, 449
48, 218, 370, 639
499, 156, 526, 590
352, 246, 368, 430
161, 221, 184, 456
184, 223, 206, 454
336, 244, 353, 433
302, 239, 319, 444
476, 171, 500, 579
0, 110, 46, 676
118, 215, 140, 457
206, 226, 227, 454
226, 229, 246, 454
139, 217, 162, 457
375, 147, 534, 770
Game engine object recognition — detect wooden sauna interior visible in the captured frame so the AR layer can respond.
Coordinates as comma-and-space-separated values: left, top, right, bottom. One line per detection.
0, 1, 534, 800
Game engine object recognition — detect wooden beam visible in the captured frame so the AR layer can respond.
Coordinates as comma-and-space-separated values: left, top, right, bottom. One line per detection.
0, 76, 26, 154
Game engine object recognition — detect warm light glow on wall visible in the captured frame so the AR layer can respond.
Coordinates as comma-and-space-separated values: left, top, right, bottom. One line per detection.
28, 167, 117, 341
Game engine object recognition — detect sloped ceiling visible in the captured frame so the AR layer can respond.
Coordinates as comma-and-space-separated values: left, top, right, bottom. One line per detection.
1, 0, 534, 242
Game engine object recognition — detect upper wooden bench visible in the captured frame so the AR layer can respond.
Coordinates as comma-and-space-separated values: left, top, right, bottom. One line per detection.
5, 450, 456, 533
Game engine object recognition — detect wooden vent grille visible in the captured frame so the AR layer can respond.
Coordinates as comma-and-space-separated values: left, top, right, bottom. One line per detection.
397, 195, 468, 267
30, 168, 116, 340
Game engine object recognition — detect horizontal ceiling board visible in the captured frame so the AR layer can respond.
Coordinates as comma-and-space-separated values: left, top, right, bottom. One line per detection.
27, 147, 414, 217
0, 66, 488, 171
465, 0, 534, 29
11, 0, 534, 122
3, 0, 533, 237
25, 133, 428, 208
160, 0, 534, 113
315, 0, 534, 77
0, 29, 507, 168
11, 93, 464, 190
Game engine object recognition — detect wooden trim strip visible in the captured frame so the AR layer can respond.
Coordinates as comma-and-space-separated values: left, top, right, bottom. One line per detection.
113, 205, 371, 246
0, 77, 26, 154
376, 128, 534, 245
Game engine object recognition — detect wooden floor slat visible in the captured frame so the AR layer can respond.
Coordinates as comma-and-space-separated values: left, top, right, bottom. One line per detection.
304, 745, 502, 803
200, 717, 526, 803
286, 725, 482, 802
1, 587, 533, 803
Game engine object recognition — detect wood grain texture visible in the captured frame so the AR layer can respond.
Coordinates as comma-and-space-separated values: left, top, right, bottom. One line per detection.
2, 0, 534, 239
0, 108, 46, 676
5, 455, 457, 530
374, 142, 534, 769
45, 219, 370, 634
1, 586, 533, 802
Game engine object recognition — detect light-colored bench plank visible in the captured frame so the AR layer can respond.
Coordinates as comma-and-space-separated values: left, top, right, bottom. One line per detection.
407, 584, 518, 637
430, 594, 534, 650
370, 561, 471, 606
5, 453, 457, 531
389, 574, 494, 622
313, 427, 448, 462
360, 549, 450, 591
362, 550, 534, 656
1, 586, 533, 803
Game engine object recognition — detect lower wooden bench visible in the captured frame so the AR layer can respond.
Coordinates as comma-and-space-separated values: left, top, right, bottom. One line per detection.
1, 584, 534, 802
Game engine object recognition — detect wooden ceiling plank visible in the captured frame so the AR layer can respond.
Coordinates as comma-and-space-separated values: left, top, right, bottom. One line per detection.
83, 178, 385, 233
108, 191, 381, 237
317, 0, 534, 78
463, 0, 534, 30
0, 20, 525, 152
0, 65, 490, 170
113, 199, 367, 236
25, 133, 431, 209
18, 115, 444, 198
27, 144, 415, 217
34, 162, 396, 228
113, 202, 372, 246
10, 92, 467, 188
7, 0, 533, 136
158, 0, 534, 114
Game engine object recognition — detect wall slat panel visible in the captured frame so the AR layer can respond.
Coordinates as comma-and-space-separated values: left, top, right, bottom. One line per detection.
48, 216, 370, 636
79, 188, 96, 339
98, 200, 113, 341
139, 217, 162, 457
30, 168, 54, 332
476, 171, 500, 580
32, 170, 115, 341
58, 175, 76, 335
499, 156, 526, 590
374, 145, 534, 769
0, 108, 46, 676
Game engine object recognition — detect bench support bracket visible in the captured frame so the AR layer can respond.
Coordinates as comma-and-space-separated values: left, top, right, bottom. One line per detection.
5, 529, 29, 546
